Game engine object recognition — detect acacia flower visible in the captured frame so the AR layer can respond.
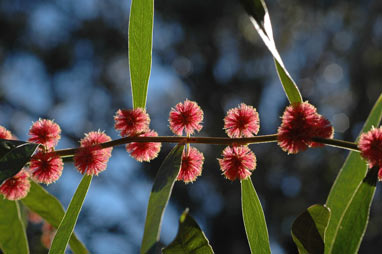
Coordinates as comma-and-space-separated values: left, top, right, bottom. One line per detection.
224, 103, 260, 138
177, 146, 204, 183
218, 145, 256, 181
126, 130, 161, 162
74, 131, 113, 175
28, 119, 61, 149
0, 169, 30, 200
277, 102, 333, 154
29, 151, 63, 184
114, 108, 150, 137
169, 99, 203, 136
0, 126, 12, 139
359, 127, 382, 180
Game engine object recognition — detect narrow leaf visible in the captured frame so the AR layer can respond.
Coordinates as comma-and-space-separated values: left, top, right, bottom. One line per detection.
49, 175, 92, 254
241, 177, 271, 254
22, 181, 88, 254
0, 200, 29, 254
291, 204, 330, 254
129, 0, 154, 108
325, 94, 382, 253
141, 144, 184, 254
162, 208, 214, 254
0, 140, 39, 185
240, 0, 302, 104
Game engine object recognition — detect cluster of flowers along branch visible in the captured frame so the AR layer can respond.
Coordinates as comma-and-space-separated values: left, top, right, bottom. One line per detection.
0, 100, 381, 201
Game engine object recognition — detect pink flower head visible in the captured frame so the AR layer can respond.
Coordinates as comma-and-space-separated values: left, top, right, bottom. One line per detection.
359, 127, 382, 174
80, 130, 113, 159
0, 126, 12, 139
218, 145, 256, 181
28, 119, 61, 149
224, 103, 260, 138
28, 211, 43, 224
74, 131, 113, 176
41, 222, 56, 249
126, 130, 161, 162
114, 108, 150, 137
169, 99, 203, 136
0, 169, 30, 200
177, 146, 204, 183
277, 102, 334, 154
29, 151, 63, 184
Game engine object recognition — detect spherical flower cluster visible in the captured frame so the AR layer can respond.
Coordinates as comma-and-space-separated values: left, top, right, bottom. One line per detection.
359, 127, 382, 180
28, 119, 61, 149
0, 126, 13, 139
0, 169, 30, 200
29, 151, 63, 184
177, 146, 204, 183
126, 130, 161, 162
169, 99, 203, 136
74, 131, 113, 176
114, 108, 150, 137
218, 145, 257, 181
224, 103, 259, 138
277, 102, 333, 154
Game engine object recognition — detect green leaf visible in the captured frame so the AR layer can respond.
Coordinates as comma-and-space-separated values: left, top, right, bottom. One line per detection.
325, 94, 382, 253
0, 200, 29, 254
49, 175, 92, 254
141, 144, 184, 254
129, 0, 154, 109
0, 139, 39, 185
241, 177, 271, 254
240, 0, 302, 104
22, 181, 88, 254
162, 208, 214, 254
291, 204, 331, 254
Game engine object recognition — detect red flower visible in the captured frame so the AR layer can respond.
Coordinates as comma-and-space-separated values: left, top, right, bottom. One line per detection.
0, 126, 12, 139
218, 145, 256, 181
29, 151, 63, 184
277, 102, 333, 154
169, 99, 203, 136
114, 108, 150, 137
177, 146, 204, 183
126, 130, 161, 162
41, 222, 56, 249
359, 127, 382, 181
0, 169, 30, 200
224, 103, 260, 138
80, 130, 112, 159
28, 119, 61, 149
74, 131, 113, 175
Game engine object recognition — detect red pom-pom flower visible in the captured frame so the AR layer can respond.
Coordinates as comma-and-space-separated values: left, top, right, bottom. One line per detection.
218, 145, 256, 181
224, 103, 260, 138
177, 146, 204, 183
359, 126, 382, 181
28, 119, 61, 149
126, 130, 161, 162
114, 108, 150, 137
29, 151, 64, 184
0, 169, 30, 200
277, 102, 333, 154
0, 126, 13, 139
74, 131, 113, 176
169, 99, 203, 136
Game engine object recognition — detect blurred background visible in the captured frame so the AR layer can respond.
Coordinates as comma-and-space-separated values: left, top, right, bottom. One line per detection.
0, 0, 381, 253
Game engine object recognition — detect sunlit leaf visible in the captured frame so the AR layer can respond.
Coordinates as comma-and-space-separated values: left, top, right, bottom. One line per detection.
129, 0, 154, 109
162, 209, 214, 254
241, 177, 271, 254
0, 139, 39, 185
291, 204, 330, 254
141, 144, 184, 254
0, 199, 29, 254
49, 175, 92, 254
325, 94, 382, 253
240, 0, 302, 104
22, 181, 88, 254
